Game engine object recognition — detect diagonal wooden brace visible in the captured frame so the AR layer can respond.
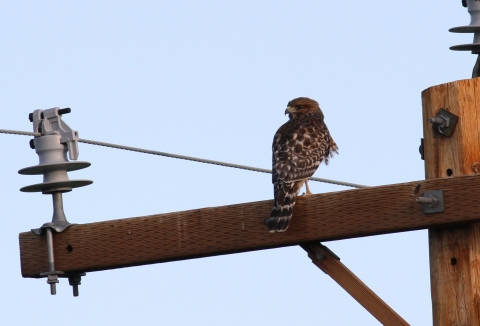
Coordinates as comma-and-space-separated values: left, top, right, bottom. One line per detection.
301, 242, 410, 326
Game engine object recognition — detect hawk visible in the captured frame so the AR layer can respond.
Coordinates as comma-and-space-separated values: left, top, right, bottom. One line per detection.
264, 97, 338, 233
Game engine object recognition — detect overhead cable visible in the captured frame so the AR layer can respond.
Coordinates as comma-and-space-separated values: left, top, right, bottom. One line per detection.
0, 128, 367, 189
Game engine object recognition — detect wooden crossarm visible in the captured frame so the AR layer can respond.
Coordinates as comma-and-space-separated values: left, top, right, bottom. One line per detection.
19, 174, 480, 278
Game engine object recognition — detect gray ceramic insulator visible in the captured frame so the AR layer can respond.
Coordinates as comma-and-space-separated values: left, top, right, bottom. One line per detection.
35, 135, 70, 184
18, 108, 92, 194
450, 1, 480, 53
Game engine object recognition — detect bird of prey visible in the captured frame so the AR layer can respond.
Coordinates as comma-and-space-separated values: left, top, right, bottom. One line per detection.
264, 97, 338, 233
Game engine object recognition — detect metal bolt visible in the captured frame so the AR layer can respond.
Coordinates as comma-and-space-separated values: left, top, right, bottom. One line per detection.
68, 275, 82, 297
315, 252, 325, 261
29, 139, 35, 149
47, 274, 59, 295
416, 195, 438, 208
429, 117, 444, 125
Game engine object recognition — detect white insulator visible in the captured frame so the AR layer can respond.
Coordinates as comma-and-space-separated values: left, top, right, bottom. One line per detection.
450, 1, 480, 53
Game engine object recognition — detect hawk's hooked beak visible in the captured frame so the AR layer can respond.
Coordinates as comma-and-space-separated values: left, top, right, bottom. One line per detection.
285, 106, 295, 115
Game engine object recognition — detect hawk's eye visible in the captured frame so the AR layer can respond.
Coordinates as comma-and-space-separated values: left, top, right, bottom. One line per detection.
297, 106, 303, 109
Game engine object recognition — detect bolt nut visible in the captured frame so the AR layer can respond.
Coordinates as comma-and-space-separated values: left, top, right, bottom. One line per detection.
46, 274, 59, 284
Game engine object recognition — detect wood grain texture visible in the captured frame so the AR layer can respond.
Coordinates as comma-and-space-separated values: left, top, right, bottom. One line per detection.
422, 78, 480, 326
19, 174, 480, 278
301, 243, 410, 326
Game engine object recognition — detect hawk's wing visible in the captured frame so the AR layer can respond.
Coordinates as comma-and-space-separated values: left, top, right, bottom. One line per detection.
272, 113, 336, 185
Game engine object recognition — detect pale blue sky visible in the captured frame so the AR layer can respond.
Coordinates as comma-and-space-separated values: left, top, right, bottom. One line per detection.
0, 1, 476, 325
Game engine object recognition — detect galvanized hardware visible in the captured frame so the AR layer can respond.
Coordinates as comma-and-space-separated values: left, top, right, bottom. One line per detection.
416, 190, 444, 214
450, 1, 480, 76
416, 196, 438, 206
419, 138, 424, 160
429, 109, 459, 137
18, 107, 92, 296
38, 227, 65, 294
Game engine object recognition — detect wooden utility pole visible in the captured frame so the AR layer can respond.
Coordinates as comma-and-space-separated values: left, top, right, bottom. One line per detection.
422, 78, 480, 325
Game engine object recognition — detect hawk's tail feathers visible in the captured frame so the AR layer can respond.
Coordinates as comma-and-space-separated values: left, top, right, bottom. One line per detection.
265, 181, 302, 232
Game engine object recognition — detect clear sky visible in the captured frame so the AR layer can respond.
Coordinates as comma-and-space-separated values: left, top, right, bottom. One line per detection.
0, 1, 476, 325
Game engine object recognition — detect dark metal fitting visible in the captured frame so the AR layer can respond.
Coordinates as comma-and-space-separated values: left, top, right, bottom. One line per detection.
315, 252, 325, 261
29, 139, 35, 149
419, 138, 424, 160
416, 190, 444, 214
29, 111, 45, 122
319, 243, 340, 260
429, 108, 459, 137
68, 273, 87, 297
68, 273, 85, 297
58, 108, 71, 115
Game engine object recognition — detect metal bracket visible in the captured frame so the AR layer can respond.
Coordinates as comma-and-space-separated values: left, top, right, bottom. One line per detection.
419, 138, 424, 160
429, 109, 459, 137
36, 225, 86, 297
313, 243, 341, 262
416, 190, 444, 214
31, 193, 73, 235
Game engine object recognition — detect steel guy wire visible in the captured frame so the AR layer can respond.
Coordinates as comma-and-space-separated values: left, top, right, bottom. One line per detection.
0, 128, 367, 189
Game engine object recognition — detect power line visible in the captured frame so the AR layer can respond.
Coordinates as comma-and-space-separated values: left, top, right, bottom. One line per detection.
0, 128, 367, 188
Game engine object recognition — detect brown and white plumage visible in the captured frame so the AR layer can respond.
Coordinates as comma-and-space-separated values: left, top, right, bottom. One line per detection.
265, 97, 338, 233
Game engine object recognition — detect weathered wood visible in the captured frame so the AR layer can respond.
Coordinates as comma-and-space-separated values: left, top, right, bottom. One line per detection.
19, 174, 480, 278
422, 78, 480, 325
301, 243, 410, 326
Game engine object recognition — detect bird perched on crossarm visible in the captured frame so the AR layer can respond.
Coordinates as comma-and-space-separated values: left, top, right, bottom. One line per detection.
264, 97, 338, 233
